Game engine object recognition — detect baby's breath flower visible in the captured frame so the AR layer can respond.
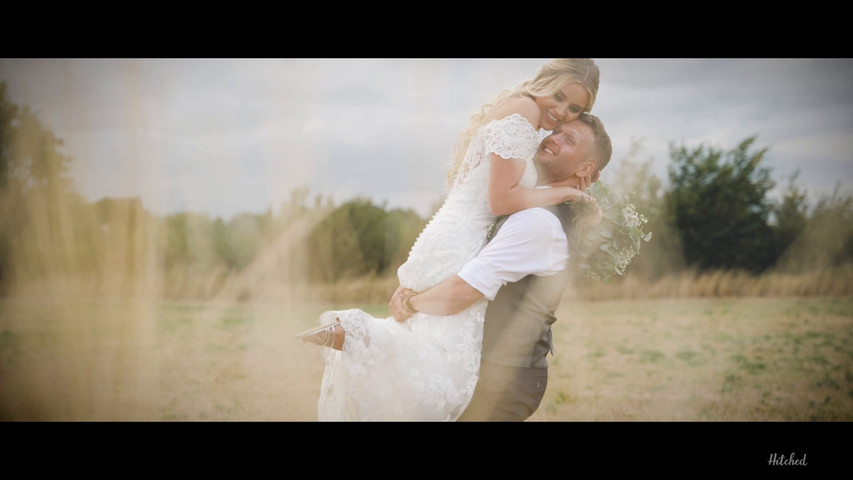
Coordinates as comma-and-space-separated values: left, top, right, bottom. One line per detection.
621, 203, 647, 229
570, 182, 652, 283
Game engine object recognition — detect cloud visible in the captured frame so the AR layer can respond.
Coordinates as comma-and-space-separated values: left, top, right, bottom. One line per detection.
2, 58, 852, 219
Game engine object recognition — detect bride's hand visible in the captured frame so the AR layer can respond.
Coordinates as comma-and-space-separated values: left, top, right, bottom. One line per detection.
559, 173, 601, 206
557, 185, 593, 205
577, 173, 591, 192
575, 179, 603, 227
389, 286, 406, 312
558, 175, 603, 226
575, 172, 600, 197
390, 287, 416, 323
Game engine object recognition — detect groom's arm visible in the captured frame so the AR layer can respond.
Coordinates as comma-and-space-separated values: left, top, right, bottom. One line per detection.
391, 208, 567, 322
397, 275, 484, 319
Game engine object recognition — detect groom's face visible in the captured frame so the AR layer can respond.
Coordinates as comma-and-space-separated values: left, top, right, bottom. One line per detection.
534, 120, 593, 184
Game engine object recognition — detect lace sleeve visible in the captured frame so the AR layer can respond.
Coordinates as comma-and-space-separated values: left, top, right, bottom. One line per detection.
482, 113, 540, 162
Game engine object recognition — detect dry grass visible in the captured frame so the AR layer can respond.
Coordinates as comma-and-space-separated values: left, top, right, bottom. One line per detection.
0, 295, 330, 421
532, 296, 853, 421
568, 266, 853, 301
2, 284, 850, 421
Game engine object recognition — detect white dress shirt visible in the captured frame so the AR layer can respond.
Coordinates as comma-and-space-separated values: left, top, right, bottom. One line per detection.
457, 206, 570, 301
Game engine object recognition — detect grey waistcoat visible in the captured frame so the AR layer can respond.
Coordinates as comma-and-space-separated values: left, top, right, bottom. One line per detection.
480, 204, 575, 369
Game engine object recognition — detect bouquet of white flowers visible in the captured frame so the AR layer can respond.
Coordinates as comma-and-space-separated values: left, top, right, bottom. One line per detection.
570, 182, 652, 283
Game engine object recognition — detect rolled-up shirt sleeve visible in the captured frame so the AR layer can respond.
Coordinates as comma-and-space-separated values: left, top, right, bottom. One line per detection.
458, 208, 569, 301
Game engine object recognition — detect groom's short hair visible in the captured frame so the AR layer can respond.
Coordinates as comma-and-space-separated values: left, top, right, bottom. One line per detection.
577, 113, 612, 174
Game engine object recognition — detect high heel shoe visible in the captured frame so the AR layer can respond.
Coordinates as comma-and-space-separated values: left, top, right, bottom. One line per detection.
295, 319, 341, 347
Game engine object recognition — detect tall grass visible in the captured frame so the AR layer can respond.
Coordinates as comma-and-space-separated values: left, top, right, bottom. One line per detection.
2, 295, 850, 421
568, 266, 853, 302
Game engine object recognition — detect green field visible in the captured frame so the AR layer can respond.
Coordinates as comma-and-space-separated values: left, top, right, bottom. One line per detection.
1, 296, 851, 421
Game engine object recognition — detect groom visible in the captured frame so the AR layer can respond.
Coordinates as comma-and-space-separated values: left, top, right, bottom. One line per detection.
390, 113, 612, 421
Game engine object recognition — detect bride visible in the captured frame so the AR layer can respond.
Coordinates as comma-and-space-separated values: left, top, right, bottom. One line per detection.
299, 59, 601, 421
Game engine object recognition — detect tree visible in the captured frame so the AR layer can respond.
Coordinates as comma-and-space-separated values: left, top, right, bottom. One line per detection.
211, 213, 266, 271
0, 81, 81, 285
0, 83, 18, 192
770, 171, 809, 265
304, 198, 425, 282
598, 139, 684, 280
0, 83, 18, 288
775, 183, 853, 272
666, 136, 776, 273
159, 212, 218, 273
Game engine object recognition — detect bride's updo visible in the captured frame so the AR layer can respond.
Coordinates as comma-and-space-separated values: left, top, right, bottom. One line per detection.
446, 58, 601, 188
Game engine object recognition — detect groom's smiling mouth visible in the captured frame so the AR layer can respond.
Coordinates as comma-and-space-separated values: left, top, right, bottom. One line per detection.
542, 144, 558, 156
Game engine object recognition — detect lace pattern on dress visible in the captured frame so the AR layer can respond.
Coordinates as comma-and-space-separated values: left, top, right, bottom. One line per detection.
451, 113, 539, 190
399, 114, 538, 292
317, 113, 540, 421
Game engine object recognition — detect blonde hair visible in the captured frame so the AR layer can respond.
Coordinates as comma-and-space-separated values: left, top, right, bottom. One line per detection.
446, 59, 600, 187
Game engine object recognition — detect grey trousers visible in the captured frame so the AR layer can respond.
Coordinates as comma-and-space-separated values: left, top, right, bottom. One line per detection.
456, 361, 548, 422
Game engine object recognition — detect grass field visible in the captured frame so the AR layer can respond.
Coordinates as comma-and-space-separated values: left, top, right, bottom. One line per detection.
1, 295, 851, 421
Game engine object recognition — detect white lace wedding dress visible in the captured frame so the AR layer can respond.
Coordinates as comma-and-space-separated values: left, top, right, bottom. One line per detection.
316, 113, 540, 421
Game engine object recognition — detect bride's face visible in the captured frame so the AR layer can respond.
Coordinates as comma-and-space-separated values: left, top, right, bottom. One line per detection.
535, 82, 590, 131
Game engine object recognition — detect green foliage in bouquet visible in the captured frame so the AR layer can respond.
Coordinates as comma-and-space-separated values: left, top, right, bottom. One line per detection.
570, 182, 652, 283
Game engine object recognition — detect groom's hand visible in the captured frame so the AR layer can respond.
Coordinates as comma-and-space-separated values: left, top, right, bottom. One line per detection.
390, 286, 416, 323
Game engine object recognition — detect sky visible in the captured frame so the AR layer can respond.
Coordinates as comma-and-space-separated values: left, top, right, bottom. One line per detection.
1, 58, 851, 219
